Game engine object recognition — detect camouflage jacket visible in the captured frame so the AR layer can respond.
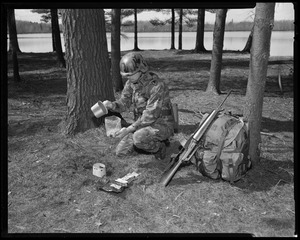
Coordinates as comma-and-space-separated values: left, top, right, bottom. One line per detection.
112, 71, 174, 131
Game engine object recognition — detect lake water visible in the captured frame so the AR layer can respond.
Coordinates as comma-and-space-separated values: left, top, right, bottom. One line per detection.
10, 31, 294, 57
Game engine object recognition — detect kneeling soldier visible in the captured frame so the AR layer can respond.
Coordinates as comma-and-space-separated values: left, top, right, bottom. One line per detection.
103, 52, 175, 159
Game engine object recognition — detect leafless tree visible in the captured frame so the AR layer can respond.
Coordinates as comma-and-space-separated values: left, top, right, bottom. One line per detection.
243, 3, 276, 166
7, 8, 21, 82
205, 9, 227, 94
111, 9, 123, 91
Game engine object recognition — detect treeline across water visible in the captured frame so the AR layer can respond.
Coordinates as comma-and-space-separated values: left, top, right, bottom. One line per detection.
123, 20, 294, 32
14, 19, 294, 34
16, 21, 52, 34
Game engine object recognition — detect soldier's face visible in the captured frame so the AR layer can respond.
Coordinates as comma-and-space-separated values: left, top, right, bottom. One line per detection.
128, 71, 142, 83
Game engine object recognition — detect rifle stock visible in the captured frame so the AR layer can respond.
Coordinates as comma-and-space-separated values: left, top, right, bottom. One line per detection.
160, 90, 232, 187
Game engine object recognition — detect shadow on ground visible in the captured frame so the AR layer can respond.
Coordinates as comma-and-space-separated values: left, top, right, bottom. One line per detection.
8, 74, 67, 98
262, 117, 293, 133
8, 118, 61, 138
138, 142, 294, 193
14, 52, 61, 72
173, 116, 294, 135
150, 55, 292, 72
168, 75, 293, 97
234, 157, 294, 192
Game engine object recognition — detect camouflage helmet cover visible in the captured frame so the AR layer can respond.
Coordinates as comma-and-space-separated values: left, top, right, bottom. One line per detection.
119, 52, 149, 77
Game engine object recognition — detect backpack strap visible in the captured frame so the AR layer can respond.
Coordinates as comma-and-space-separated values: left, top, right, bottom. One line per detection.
215, 128, 229, 172
228, 158, 234, 184
223, 121, 245, 149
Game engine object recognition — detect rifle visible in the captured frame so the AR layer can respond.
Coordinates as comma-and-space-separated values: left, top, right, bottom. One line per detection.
160, 90, 232, 187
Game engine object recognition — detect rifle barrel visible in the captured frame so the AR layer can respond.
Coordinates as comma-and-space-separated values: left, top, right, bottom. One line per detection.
217, 90, 232, 109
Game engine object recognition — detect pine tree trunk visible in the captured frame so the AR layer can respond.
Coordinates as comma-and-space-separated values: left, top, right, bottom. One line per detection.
195, 9, 207, 53
7, 8, 21, 82
178, 9, 183, 50
51, 9, 65, 68
170, 8, 175, 50
7, 8, 21, 53
111, 9, 123, 92
51, 14, 56, 52
133, 9, 140, 51
206, 9, 227, 94
12, 49, 21, 82
243, 3, 275, 167
62, 9, 115, 135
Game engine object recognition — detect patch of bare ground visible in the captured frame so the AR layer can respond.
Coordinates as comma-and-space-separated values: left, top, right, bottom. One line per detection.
7, 50, 294, 236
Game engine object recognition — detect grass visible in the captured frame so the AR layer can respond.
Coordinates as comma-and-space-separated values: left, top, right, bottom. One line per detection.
6, 50, 294, 236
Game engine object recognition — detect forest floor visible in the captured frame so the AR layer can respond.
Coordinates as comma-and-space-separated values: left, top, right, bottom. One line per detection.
6, 50, 295, 236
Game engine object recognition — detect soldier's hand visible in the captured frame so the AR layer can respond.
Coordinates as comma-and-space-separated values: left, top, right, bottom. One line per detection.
103, 100, 114, 110
115, 125, 136, 138
115, 127, 129, 139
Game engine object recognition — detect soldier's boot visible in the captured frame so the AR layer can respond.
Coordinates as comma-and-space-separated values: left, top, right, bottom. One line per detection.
154, 141, 167, 160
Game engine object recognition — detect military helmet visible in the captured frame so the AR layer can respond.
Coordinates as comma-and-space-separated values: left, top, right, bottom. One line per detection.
119, 52, 149, 77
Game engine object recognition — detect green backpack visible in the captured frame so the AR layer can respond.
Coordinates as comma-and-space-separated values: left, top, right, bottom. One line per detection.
193, 112, 251, 183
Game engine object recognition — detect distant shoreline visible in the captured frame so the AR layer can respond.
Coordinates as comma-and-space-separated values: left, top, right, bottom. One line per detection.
12, 30, 294, 35
14, 20, 294, 34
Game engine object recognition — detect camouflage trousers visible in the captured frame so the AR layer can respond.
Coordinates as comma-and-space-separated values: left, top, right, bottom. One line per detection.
116, 123, 173, 157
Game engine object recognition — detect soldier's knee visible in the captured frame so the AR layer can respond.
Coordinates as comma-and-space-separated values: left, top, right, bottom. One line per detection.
133, 128, 158, 151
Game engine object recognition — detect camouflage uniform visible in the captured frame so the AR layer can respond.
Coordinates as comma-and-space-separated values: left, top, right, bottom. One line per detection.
111, 71, 174, 156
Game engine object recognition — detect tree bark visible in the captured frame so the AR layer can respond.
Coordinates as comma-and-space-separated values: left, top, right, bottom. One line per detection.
206, 9, 227, 94
242, 25, 254, 53
7, 8, 21, 82
133, 9, 140, 51
243, 3, 275, 166
11, 49, 21, 82
51, 9, 65, 68
111, 9, 123, 92
51, 13, 56, 52
170, 8, 175, 50
195, 9, 207, 53
7, 8, 21, 53
178, 9, 183, 50
62, 9, 115, 135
